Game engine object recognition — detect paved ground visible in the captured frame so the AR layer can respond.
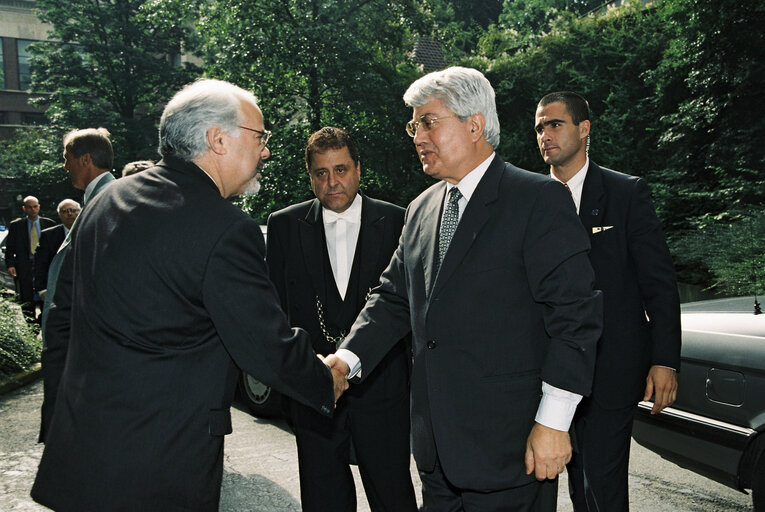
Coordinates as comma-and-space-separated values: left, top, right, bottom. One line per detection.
1, 378, 754, 511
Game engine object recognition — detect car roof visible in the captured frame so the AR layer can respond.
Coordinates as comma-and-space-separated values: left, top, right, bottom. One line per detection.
681, 296, 764, 340
682, 296, 762, 314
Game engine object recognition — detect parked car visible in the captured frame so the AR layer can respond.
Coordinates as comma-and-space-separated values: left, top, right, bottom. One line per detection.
238, 224, 286, 418
632, 296, 765, 510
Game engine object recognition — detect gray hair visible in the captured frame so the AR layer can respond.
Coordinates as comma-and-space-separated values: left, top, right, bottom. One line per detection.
159, 79, 259, 161
57, 199, 81, 211
403, 66, 500, 148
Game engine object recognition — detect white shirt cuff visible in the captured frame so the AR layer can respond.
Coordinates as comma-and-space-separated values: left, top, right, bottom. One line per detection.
534, 382, 582, 432
334, 348, 361, 379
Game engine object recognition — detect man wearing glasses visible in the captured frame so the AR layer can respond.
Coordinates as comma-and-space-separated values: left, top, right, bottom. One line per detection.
326, 67, 602, 511
267, 126, 416, 511
32, 79, 346, 511
33, 198, 80, 302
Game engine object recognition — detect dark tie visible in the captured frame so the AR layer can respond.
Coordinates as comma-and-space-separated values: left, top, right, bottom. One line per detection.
438, 187, 462, 270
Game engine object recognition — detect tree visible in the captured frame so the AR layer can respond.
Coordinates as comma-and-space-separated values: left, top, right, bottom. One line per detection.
198, 0, 433, 222
29, 0, 203, 167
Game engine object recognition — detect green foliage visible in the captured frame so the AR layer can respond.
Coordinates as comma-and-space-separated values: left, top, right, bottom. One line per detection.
198, 0, 432, 222
474, 3, 668, 178
673, 210, 765, 296
29, 0, 203, 164
646, 0, 765, 233
0, 296, 41, 381
0, 126, 74, 214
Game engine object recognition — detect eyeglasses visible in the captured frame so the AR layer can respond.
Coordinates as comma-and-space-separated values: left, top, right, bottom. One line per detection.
238, 126, 271, 148
59, 208, 80, 214
405, 114, 456, 137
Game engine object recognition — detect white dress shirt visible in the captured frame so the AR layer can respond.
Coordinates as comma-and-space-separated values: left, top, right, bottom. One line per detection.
337, 153, 582, 431
551, 158, 589, 214
322, 193, 362, 299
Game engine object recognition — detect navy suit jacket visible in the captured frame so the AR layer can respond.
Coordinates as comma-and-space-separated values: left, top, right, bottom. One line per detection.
267, 194, 410, 408
339, 155, 603, 491
578, 161, 681, 408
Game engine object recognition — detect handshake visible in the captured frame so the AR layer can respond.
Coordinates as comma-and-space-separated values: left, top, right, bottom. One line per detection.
318, 354, 352, 404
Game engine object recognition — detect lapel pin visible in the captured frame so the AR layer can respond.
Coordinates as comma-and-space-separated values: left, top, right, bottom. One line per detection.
591, 209, 599, 216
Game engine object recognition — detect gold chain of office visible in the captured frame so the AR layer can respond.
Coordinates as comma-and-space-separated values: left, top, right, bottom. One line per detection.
314, 289, 373, 347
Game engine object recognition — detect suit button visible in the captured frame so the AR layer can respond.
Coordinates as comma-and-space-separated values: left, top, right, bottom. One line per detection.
427, 340, 437, 349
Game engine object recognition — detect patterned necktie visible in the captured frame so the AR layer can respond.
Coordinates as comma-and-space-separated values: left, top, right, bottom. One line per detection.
438, 187, 462, 270
29, 222, 38, 255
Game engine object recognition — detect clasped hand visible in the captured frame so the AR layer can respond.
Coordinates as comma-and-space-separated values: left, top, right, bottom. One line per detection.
317, 354, 351, 403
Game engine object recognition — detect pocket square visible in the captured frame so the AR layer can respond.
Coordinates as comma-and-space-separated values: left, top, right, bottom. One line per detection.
592, 226, 614, 233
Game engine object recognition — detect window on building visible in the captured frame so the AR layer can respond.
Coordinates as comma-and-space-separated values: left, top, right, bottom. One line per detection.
17, 39, 35, 90
22, 112, 45, 125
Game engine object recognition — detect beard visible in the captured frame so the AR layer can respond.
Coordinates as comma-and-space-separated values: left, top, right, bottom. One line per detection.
241, 175, 261, 196
242, 161, 264, 196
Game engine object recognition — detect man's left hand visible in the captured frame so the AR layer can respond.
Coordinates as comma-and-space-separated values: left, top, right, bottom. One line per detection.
644, 365, 677, 414
524, 423, 571, 480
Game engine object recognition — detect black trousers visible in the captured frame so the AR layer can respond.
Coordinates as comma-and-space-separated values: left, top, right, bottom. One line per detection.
567, 398, 637, 512
290, 392, 417, 512
419, 456, 558, 512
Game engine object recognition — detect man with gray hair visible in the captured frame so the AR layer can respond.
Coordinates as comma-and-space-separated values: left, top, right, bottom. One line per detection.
326, 67, 602, 510
32, 78, 347, 511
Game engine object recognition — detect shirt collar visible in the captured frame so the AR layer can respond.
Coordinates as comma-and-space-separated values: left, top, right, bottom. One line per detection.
322, 193, 362, 224
445, 152, 495, 202
551, 157, 589, 213
84, 171, 111, 203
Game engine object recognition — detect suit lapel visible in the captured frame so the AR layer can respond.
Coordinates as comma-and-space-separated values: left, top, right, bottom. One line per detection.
357, 195, 384, 298
431, 156, 502, 300
299, 199, 329, 304
421, 182, 447, 301
579, 161, 606, 234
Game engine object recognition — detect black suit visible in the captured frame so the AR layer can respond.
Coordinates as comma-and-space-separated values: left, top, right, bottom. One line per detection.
338, 155, 602, 507
566, 161, 681, 511
4, 215, 56, 312
266, 194, 416, 512
31, 156, 336, 511
33, 224, 66, 294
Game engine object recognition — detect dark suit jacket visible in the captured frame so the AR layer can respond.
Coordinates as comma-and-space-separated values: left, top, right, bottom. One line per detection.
266, 194, 409, 408
339, 155, 603, 491
39, 172, 116, 443
4, 215, 56, 299
33, 224, 66, 293
578, 161, 681, 408
32, 156, 335, 511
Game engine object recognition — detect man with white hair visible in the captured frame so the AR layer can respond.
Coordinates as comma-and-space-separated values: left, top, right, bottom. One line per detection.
327, 67, 603, 511
31, 79, 347, 511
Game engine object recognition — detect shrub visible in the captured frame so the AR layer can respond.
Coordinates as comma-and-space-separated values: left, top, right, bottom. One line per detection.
0, 295, 41, 381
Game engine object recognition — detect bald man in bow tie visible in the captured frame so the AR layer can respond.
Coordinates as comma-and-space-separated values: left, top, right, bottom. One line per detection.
266, 126, 416, 512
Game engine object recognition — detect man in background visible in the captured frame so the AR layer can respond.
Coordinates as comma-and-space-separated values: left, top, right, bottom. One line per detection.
534, 91, 680, 511
4, 196, 56, 320
33, 199, 80, 302
38, 128, 116, 442
267, 126, 416, 511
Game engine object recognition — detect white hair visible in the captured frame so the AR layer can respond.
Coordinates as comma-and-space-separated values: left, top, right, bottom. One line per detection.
403, 66, 500, 148
159, 79, 259, 160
